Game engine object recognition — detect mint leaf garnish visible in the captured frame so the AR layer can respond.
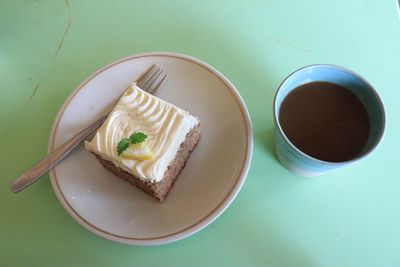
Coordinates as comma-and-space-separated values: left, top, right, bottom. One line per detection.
116, 132, 148, 156
129, 132, 147, 144
117, 138, 130, 155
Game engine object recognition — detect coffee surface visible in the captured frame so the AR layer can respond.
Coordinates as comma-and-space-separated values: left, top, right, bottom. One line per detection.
279, 82, 370, 162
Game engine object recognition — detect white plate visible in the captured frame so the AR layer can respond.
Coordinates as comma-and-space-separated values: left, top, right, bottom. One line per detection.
48, 52, 253, 245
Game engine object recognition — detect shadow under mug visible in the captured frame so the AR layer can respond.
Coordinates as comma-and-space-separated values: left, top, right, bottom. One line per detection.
273, 64, 386, 176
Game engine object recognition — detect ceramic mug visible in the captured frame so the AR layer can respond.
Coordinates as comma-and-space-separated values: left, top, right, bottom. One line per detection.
273, 64, 386, 176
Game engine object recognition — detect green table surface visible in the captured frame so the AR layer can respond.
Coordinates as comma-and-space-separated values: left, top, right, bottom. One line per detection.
1, 0, 400, 266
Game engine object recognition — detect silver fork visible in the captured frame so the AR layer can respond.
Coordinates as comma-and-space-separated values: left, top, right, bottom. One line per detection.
10, 65, 167, 193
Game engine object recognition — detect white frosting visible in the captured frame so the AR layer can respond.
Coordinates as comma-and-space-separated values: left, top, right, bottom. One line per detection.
85, 83, 199, 182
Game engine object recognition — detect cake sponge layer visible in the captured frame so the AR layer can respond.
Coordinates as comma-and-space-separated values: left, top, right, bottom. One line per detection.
93, 125, 200, 201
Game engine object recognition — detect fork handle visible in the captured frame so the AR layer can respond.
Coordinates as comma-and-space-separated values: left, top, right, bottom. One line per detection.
9, 116, 106, 193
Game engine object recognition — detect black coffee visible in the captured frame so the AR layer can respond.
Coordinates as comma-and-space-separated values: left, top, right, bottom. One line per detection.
279, 82, 370, 162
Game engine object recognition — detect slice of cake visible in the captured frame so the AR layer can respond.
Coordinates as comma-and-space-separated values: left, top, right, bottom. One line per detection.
85, 83, 200, 201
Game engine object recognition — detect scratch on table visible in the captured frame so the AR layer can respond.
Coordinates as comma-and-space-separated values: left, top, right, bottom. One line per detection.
52, 0, 72, 60
335, 218, 344, 240
267, 37, 313, 54
28, 78, 43, 102
34, 0, 43, 15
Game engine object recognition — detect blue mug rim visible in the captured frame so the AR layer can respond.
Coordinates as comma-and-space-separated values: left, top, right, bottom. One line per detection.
273, 64, 386, 166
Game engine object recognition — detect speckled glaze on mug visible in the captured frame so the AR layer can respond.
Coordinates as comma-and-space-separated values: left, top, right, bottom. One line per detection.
273, 64, 386, 176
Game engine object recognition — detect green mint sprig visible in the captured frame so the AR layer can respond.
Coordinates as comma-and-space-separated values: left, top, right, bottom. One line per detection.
117, 132, 148, 155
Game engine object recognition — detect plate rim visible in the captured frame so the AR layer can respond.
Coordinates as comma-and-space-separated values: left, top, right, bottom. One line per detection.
48, 51, 253, 246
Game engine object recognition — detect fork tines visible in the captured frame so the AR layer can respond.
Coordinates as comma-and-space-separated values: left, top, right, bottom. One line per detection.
137, 65, 167, 95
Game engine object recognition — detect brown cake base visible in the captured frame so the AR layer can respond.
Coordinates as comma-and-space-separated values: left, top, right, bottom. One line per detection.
93, 125, 200, 202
